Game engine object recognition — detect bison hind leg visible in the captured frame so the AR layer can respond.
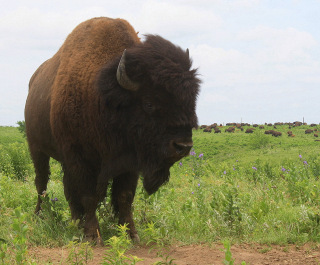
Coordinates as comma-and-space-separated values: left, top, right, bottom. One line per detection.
30, 151, 51, 214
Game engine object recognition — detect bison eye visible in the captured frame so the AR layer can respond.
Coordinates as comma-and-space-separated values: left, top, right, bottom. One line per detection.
144, 101, 154, 113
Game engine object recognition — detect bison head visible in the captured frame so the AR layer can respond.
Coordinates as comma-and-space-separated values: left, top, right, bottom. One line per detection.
97, 35, 200, 194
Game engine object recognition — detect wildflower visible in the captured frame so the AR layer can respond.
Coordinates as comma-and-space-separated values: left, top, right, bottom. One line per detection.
192, 192, 194, 194
51, 197, 58, 202
236, 160, 239, 162
252, 166, 257, 171
303, 161, 308, 165
190, 150, 196, 156
198, 183, 200, 187
199, 153, 204, 158
281, 167, 286, 172
233, 166, 236, 171
223, 170, 226, 175
179, 162, 183, 167
299, 154, 302, 158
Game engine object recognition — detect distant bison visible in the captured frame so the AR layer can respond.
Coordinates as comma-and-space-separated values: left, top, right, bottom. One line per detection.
25, 17, 200, 244
245, 128, 254, 133
225, 127, 235, 133
265, 130, 275, 135
305, 129, 313, 134
272, 131, 282, 137
203, 127, 212, 133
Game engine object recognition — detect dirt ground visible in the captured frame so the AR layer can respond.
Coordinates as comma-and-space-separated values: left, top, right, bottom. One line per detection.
30, 243, 320, 264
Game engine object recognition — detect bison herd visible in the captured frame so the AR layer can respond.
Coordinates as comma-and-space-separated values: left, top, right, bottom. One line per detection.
200, 122, 319, 138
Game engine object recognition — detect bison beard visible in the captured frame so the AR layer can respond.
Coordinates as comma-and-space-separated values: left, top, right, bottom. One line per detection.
142, 163, 172, 194
25, 17, 200, 245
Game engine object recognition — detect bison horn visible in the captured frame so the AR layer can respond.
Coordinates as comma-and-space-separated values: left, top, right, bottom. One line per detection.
186, 48, 189, 57
116, 49, 139, 91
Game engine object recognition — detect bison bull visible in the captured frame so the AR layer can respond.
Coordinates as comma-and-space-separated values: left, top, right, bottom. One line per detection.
25, 17, 200, 244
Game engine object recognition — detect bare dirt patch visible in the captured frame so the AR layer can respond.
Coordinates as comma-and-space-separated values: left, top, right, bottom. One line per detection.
30, 243, 320, 264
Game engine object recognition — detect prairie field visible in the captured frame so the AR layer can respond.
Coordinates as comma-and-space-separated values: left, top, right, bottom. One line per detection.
0, 124, 320, 264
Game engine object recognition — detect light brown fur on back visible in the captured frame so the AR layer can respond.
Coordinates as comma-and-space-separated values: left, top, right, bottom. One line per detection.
50, 17, 140, 150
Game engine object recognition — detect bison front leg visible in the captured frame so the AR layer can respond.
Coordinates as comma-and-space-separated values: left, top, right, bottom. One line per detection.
81, 195, 103, 246
111, 172, 140, 243
63, 166, 103, 245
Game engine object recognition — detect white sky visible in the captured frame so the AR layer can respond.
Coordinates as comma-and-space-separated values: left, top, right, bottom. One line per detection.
1, 0, 319, 126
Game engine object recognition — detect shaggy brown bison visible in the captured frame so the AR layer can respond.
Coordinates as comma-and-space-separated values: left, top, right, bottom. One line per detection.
265, 130, 275, 135
25, 17, 200, 244
272, 131, 282, 137
225, 127, 235, 133
245, 128, 254, 133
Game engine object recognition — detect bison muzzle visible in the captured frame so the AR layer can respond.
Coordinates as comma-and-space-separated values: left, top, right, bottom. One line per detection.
25, 17, 200, 244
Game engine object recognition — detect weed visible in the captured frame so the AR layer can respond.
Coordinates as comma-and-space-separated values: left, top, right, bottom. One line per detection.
102, 224, 143, 265
67, 241, 93, 265
222, 240, 246, 265
153, 255, 176, 265
189, 149, 206, 179
12, 207, 29, 264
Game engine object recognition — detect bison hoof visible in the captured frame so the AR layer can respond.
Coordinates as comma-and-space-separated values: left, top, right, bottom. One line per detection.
84, 233, 104, 246
131, 233, 140, 244
96, 235, 104, 246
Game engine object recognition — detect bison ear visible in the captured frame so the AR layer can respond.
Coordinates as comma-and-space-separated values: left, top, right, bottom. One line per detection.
116, 50, 139, 91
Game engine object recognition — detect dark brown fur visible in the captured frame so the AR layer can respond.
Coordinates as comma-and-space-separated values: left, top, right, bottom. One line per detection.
225, 127, 235, 133
245, 128, 254, 133
272, 131, 282, 137
25, 17, 200, 244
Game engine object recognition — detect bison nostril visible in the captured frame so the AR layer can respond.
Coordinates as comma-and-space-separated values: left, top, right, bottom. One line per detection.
173, 141, 193, 155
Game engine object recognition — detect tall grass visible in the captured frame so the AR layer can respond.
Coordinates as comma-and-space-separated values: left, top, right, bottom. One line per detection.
0, 124, 319, 261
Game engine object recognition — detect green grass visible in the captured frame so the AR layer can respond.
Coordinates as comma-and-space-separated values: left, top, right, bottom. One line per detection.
0, 124, 320, 262
0, 126, 25, 144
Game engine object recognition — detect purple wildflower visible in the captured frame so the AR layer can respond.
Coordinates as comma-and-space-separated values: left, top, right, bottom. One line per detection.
252, 166, 257, 171
179, 162, 183, 167
233, 166, 236, 171
281, 167, 286, 172
192, 192, 194, 194
299, 154, 302, 159
190, 150, 196, 156
199, 153, 204, 158
223, 170, 226, 175
51, 197, 58, 202
198, 183, 200, 187
303, 161, 308, 165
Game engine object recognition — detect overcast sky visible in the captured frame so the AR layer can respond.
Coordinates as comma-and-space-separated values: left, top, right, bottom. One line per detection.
1, 0, 319, 126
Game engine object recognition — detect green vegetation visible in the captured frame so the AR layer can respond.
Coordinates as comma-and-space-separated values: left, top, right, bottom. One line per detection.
0, 124, 319, 263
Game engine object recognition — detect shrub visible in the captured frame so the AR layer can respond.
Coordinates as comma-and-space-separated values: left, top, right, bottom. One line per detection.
16, 121, 26, 138
0, 143, 32, 180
